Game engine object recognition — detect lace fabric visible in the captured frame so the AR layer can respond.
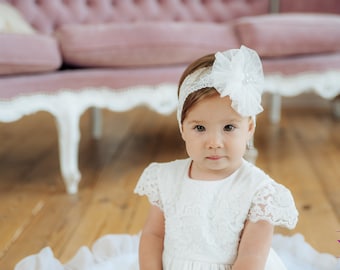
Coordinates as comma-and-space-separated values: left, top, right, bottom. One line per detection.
134, 162, 163, 210
248, 182, 299, 229
134, 159, 299, 270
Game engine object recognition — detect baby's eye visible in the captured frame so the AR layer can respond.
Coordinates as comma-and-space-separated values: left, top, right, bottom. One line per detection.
224, 125, 235, 132
194, 125, 206, 132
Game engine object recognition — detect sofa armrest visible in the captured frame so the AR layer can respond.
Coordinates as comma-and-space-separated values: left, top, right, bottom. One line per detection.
0, 33, 61, 76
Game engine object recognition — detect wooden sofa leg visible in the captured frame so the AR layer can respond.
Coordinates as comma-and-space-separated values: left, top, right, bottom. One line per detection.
55, 109, 81, 194
91, 107, 102, 139
270, 93, 282, 124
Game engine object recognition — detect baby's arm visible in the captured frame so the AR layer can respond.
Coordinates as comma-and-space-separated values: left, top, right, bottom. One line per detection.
232, 220, 273, 270
139, 204, 165, 270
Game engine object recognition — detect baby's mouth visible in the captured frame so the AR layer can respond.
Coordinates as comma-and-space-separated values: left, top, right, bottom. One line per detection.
206, 155, 223, 160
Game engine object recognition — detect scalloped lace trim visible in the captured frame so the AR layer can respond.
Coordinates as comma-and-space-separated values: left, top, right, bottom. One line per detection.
248, 183, 298, 229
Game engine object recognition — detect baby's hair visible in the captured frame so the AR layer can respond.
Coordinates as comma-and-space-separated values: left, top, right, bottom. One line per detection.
178, 53, 218, 125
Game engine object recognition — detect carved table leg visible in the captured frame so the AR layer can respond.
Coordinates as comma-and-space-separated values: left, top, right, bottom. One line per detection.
54, 106, 82, 194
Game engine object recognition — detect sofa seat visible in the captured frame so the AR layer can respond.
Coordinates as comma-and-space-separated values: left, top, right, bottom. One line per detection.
0, 67, 185, 99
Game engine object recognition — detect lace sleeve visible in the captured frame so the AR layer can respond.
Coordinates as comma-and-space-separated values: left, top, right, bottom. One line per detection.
134, 163, 163, 210
248, 182, 298, 229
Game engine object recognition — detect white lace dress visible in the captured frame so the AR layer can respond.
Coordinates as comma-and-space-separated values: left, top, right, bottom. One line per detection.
134, 158, 299, 270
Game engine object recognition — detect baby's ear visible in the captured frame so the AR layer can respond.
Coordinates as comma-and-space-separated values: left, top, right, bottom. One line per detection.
180, 125, 187, 141
247, 117, 256, 138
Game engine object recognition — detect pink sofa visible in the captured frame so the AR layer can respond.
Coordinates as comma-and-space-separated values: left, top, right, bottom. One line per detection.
1, 0, 340, 193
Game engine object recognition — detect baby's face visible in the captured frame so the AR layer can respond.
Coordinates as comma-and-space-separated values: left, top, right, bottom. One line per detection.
181, 94, 254, 180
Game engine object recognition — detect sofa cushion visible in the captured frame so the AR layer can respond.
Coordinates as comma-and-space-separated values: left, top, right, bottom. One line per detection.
235, 14, 340, 57
0, 34, 62, 75
56, 22, 239, 67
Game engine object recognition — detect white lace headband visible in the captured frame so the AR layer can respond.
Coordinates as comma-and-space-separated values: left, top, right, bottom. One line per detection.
177, 45, 264, 130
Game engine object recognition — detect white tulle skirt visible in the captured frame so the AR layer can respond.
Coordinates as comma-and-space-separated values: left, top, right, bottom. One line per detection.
14, 233, 340, 270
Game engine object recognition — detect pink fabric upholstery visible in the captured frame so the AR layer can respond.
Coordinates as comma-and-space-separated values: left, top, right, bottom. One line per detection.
235, 14, 340, 57
1, 0, 339, 89
263, 53, 340, 75
0, 0, 267, 75
0, 33, 61, 75
279, 0, 340, 13
0, 66, 185, 99
0, 0, 269, 34
57, 22, 239, 67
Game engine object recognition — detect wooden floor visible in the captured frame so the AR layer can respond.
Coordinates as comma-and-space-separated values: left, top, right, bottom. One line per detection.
0, 102, 339, 269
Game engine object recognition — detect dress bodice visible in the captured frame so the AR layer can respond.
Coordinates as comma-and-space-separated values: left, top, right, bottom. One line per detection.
134, 159, 298, 270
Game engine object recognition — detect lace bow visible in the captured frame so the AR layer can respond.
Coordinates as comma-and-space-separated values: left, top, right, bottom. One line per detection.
177, 46, 264, 128
212, 46, 264, 116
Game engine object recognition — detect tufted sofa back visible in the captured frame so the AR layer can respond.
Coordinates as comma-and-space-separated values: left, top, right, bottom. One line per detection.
0, 0, 269, 34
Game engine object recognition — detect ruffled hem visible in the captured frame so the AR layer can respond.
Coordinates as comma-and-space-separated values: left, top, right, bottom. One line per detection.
14, 234, 140, 270
14, 233, 340, 270
272, 234, 340, 270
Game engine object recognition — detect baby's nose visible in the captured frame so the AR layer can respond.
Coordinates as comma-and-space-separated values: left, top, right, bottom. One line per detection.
207, 132, 224, 149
